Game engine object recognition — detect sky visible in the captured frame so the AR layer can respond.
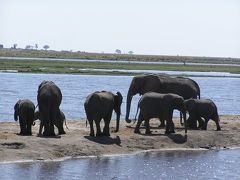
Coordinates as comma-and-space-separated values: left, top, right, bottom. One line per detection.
1, 0, 240, 58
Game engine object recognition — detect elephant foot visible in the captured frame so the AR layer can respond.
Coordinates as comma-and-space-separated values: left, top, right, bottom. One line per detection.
134, 129, 141, 134
59, 131, 66, 135
165, 130, 175, 134
43, 131, 56, 136
103, 132, 110, 136
145, 130, 152, 135
89, 132, 95, 137
158, 124, 165, 128
96, 132, 103, 137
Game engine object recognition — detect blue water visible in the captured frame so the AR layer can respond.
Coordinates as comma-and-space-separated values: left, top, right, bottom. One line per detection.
1, 73, 240, 122
0, 149, 240, 180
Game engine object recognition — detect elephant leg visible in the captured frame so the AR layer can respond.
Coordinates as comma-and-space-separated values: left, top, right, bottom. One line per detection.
41, 107, 50, 136
214, 118, 221, 131
134, 113, 144, 134
197, 117, 204, 129
39, 121, 44, 135
103, 116, 111, 136
55, 119, 66, 135
145, 119, 152, 134
187, 115, 198, 129
88, 118, 95, 137
165, 112, 175, 134
19, 117, 26, 135
95, 119, 102, 136
26, 119, 32, 135
57, 124, 66, 135
159, 118, 165, 127
49, 109, 56, 136
165, 119, 175, 134
201, 118, 209, 130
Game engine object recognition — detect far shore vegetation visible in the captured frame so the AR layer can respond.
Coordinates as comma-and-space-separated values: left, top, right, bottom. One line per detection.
0, 49, 240, 77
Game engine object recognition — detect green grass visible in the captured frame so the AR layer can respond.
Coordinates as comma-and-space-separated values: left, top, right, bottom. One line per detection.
1, 49, 240, 64
0, 59, 240, 77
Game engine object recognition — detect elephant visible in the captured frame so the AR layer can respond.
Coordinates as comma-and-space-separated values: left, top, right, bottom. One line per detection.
34, 110, 66, 135
14, 99, 35, 135
184, 99, 221, 131
134, 92, 187, 134
37, 81, 62, 136
84, 91, 123, 137
125, 73, 200, 126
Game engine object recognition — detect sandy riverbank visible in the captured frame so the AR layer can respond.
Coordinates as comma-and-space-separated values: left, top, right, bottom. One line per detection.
0, 115, 240, 163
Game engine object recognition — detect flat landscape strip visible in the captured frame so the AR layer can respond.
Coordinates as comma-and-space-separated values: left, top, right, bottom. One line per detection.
0, 59, 240, 76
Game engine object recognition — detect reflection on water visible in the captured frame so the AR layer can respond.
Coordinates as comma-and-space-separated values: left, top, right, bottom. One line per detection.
1, 73, 240, 122
0, 149, 240, 180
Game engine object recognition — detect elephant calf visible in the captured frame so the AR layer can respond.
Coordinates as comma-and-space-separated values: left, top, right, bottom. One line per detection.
14, 99, 35, 135
84, 91, 123, 137
34, 110, 66, 135
184, 99, 221, 131
135, 92, 187, 134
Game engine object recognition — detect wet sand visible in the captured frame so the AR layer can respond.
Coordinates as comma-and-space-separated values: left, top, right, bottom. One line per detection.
0, 115, 240, 163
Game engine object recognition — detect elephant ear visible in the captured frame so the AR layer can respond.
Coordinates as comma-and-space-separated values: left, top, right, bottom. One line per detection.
14, 100, 21, 121
114, 92, 123, 110
14, 100, 21, 111
116, 92, 123, 104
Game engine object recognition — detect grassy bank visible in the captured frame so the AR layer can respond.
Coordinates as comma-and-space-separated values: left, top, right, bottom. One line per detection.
1, 49, 240, 64
0, 59, 240, 76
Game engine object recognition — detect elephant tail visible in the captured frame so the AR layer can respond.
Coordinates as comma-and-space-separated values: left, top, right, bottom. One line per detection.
133, 105, 140, 124
64, 119, 69, 130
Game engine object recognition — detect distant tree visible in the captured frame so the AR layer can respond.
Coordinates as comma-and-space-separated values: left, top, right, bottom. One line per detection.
13, 44, 17, 49
115, 49, 121, 54
0, 44, 3, 49
35, 44, 38, 50
128, 51, 134, 55
25, 45, 31, 50
43, 45, 50, 51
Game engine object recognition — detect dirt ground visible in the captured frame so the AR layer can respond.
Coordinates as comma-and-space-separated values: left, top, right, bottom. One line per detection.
0, 115, 240, 163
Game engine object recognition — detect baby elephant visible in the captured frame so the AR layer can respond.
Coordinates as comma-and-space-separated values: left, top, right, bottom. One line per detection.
135, 92, 187, 134
34, 110, 66, 135
184, 99, 221, 131
14, 99, 35, 135
84, 91, 123, 137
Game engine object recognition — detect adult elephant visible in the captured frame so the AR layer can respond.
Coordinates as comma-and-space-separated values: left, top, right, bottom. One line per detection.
134, 92, 187, 134
125, 74, 200, 124
84, 91, 123, 137
14, 99, 35, 135
34, 110, 66, 135
184, 99, 221, 131
37, 81, 62, 136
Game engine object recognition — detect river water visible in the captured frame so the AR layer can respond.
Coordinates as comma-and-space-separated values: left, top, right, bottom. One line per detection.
1, 72, 240, 179
0, 149, 240, 180
1, 73, 240, 122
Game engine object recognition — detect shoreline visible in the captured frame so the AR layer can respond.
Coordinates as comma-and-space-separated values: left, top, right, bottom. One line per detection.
0, 115, 240, 164
1, 147, 240, 165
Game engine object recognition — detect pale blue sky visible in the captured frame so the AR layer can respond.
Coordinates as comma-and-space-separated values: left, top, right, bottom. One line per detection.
1, 0, 240, 57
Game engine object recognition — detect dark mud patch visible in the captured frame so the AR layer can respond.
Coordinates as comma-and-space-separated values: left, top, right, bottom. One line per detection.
0, 142, 25, 149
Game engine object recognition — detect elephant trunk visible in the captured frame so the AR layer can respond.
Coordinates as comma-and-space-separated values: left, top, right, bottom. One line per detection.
115, 112, 120, 132
14, 110, 18, 121
125, 93, 133, 123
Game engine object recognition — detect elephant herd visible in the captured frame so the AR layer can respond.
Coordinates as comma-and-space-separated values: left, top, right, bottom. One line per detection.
13, 73, 221, 137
